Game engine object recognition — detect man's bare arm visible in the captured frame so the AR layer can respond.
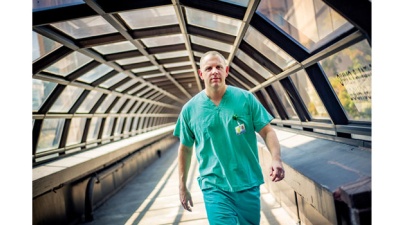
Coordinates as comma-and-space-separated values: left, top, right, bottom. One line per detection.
178, 143, 194, 211
258, 124, 285, 182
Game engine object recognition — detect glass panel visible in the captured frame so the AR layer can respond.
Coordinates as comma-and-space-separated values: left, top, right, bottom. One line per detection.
132, 117, 140, 132
36, 119, 65, 153
152, 94, 163, 101
51, 16, 117, 39
33, 0, 84, 10
230, 63, 260, 85
154, 50, 188, 60
271, 82, 297, 119
263, 91, 280, 119
143, 90, 158, 99
96, 95, 117, 113
193, 51, 204, 58
127, 84, 146, 95
49, 86, 84, 113
291, 70, 329, 119
116, 56, 149, 66
114, 117, 124, 136
102, 117, 114, 138
170, 69, 193, 75
124, 117, 133, 135
186, 7, 242, 36
137, 102, 148, 113
257, 0, 353, 51
32, 31, 62, 62
99, 72, 128, 88
141, 34, 184, 48
217, 0, 249, 7
130, 102, 143, 114
77, 64, 113, 83
136, 87, 152, 97
66, 117, 86, 146
119, 5, 178, 29
92, 41, 137, 55
76, 90, 103, 113
32, 79, 57, 111
110, 97, 127, 113
190, 35, 233, 52
131, 65, 159, 73
120, 99, 134, 113
163, 61, 192, 68
116, 79, 137, 92
243, 26, 296, 70
142, 73, 165, 79
236, 49, 273, 80
87, 117, 101, 141
320, 40, 371, 121
43, 51, 92, 76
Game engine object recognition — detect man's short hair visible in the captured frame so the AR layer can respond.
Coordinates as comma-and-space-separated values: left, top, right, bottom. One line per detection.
199, 51, 227, 69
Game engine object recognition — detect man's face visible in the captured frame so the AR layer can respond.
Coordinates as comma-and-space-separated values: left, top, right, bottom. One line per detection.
198, 55, 229, 90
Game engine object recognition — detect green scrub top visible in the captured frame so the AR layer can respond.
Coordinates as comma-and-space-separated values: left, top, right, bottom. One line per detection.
174, 85, 274, 192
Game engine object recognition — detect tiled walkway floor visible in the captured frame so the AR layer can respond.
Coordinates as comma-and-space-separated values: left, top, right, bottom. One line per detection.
83, 141, 297, 225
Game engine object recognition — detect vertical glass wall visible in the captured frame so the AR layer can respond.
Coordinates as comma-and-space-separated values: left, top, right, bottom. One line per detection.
320, 40, 371, 121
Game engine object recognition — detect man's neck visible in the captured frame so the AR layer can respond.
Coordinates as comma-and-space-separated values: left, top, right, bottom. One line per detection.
205, 85, 227, 106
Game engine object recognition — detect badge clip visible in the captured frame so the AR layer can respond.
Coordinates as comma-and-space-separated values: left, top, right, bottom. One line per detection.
233, 114, 246, 135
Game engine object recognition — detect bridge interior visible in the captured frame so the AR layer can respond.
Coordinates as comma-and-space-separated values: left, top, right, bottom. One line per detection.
22, 0, 382, 224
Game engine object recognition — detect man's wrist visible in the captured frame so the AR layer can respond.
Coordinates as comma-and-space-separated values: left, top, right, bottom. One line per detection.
179, 184, 187, 191
272, 155, 282, 161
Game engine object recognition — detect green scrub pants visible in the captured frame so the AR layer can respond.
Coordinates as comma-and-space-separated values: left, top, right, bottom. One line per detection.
202, 186, 261, 225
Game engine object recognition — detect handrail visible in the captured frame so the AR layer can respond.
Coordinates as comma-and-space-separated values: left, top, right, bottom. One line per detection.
84, 162, 124, 222
33, 125, 175, 199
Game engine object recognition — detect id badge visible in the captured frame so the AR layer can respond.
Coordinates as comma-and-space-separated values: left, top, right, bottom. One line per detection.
235, 123, 246, 135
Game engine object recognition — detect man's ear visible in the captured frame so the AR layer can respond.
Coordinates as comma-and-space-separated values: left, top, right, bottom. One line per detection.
198, 69, 204, 80
225, 66, 230, 76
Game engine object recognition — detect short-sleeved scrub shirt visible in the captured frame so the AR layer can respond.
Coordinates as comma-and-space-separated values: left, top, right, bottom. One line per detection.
173, 85, 274, 192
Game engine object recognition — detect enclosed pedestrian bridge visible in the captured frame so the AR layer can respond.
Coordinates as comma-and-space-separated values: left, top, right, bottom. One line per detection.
32, 0, 371, 224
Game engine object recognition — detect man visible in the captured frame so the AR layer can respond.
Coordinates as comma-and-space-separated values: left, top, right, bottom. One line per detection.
173, 50, 285, 225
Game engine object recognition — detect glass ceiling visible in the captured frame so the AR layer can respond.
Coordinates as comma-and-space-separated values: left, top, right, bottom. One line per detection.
32, 0, 371, 165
